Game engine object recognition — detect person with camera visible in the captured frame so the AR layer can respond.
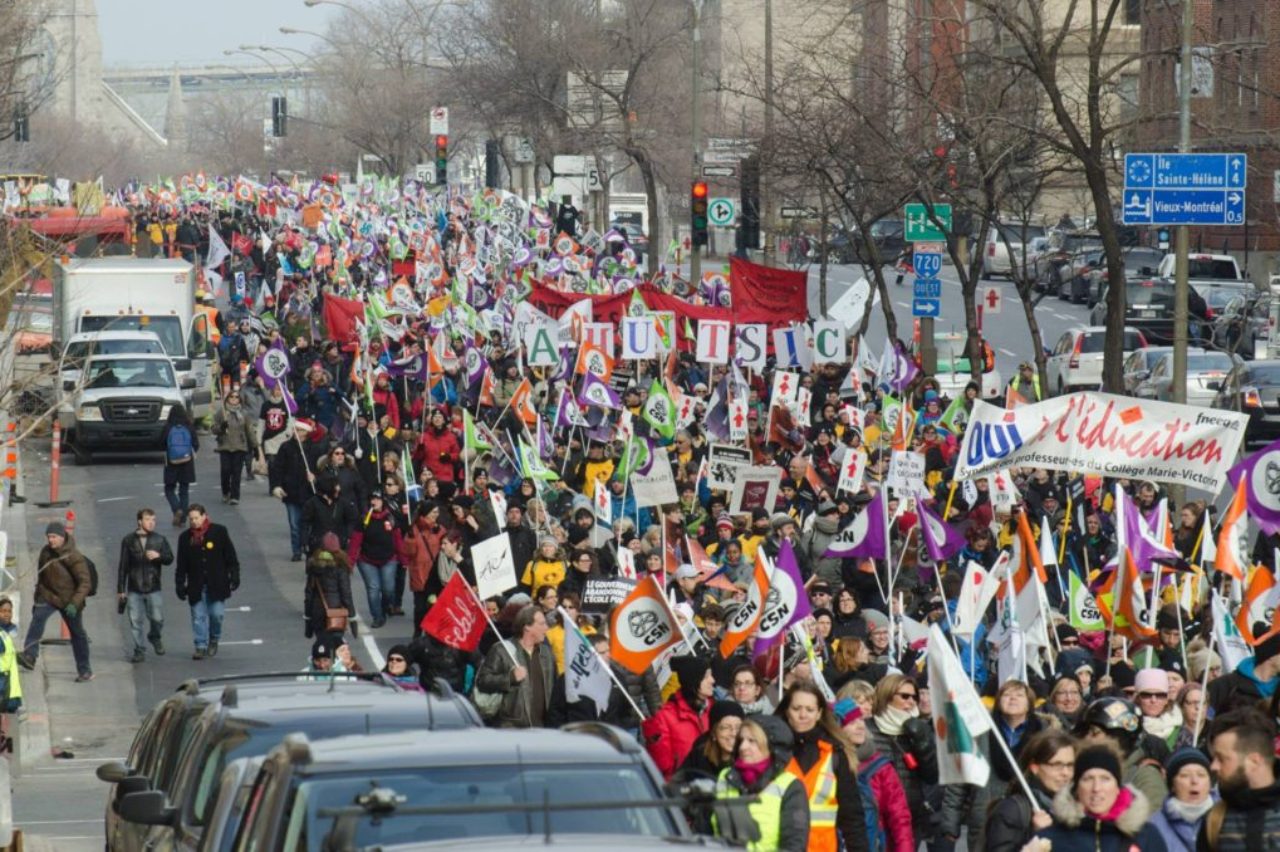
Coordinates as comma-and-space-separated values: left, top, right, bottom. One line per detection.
212, 388, 258, 505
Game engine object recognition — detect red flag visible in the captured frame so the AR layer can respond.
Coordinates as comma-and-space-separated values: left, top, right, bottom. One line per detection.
322, 293, 366, 345
231, 232, 254, 256
420, 573, 486, 652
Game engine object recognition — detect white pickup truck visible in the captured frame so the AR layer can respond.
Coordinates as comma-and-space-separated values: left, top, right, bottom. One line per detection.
1155, 252, 1243, 283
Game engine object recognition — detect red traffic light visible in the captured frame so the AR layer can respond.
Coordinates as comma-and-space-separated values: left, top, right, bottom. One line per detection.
436, 135, 448, 148
692, 181, 708, 198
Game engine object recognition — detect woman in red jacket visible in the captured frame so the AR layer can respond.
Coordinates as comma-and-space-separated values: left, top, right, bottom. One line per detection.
413, 409, 460, 493
370, 370, 402, 430
836, 697, 913, 852
642, 655, 713, 779
402, 502, 447, 634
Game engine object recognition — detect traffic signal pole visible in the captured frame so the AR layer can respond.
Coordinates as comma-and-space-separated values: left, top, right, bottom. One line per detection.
1170, 0, 1192, 508
690, 0, 704, 287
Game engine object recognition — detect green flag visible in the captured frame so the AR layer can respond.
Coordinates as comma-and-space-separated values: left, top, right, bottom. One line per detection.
464, 410, 492, 453
1068, 571, 1105, 631
939, 396, 968, 434
641, 380, 677, 440
519, 439, 559, 482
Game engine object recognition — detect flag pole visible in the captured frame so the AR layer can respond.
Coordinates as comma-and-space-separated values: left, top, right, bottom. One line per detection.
464, 581, 521, 668
977, 698, 1044, 812
1174, 590, 1190, 673
1192, 622, 1217, 744
647, 574, 699, 657
558, 606, 648, 721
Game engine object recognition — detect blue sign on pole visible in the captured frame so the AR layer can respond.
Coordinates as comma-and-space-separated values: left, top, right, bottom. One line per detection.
912, 252, 943, 277
912, 298, 940, 318
1122, 153, 1247, 226
913, 278, 941, 299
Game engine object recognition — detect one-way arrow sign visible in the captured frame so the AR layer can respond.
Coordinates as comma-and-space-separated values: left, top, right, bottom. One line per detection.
912, 297, 941, 318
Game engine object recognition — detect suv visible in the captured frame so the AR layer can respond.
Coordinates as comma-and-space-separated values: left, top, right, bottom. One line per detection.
857, 218, 905, 264
230, 723, 688, 851
116, 675, 481, 852
61, 352, 194, 464
1044, 326, 1148, 395
982, 223, 1046, 280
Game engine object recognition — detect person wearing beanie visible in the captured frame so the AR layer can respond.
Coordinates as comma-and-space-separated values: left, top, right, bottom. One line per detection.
1147, 747, 1214, 851
380, 643, 424, 691
778, 681, 875, 852
836, 697, 914, 852
1033, 744, 1166, 851
800, 499, 844, 589
1134, 667, 1183, 750
17, 521, 94, 680
642, 654, 713, 780
712, 714, 810, 851
1075, 696, 1169, 816
862, 608, 892, 664
1207, 619, 1280, 717
677, 700, 746, 783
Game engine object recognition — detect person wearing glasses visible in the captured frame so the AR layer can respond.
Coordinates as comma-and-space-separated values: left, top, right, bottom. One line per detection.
212, 390, 258, 506
1073, 696, 1169, 809
866, 673, 937, 848
1046, 674, 1086, 728
380, 644, 423, 691
1134, 668, 1182, 750
983, 730, 1076, 852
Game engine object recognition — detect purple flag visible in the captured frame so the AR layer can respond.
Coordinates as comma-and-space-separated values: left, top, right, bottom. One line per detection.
579, 371, 621, 410
253, 339, 298, 414
917, 500, 967, 563
824, 490, 888, 559
536, 415, 555, 461
555, 387, 586, 429
386, 352, 428, 383
1115, 487, 1181, 573
752, 540, 812, 660
463, 342, 488, 389
704, 377, 730, 441
1227, 436, 1280, 536
878, 340, 920, 394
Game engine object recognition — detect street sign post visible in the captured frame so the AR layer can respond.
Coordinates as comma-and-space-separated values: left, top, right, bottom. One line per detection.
912, 251, 943, 277
904, 203, 952, 242
708, 198, 736, 227
980, 286, 1002, 314
701, 165, 736, 178
1121, 153, 1247, 226
429, 107, 449, 135
780, 206, 818, 219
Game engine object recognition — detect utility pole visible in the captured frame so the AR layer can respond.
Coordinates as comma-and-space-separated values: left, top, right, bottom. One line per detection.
761, 0, 775, 266
690, 0, 705, 286
1170, 0, 1193, 507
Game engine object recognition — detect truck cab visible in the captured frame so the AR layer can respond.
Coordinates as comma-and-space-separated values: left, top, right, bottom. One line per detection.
60, 353, 193, 465
58, 330, 166, 389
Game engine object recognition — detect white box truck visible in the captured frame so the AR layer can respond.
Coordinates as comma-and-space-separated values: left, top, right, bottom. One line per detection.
51, 257, 213, 418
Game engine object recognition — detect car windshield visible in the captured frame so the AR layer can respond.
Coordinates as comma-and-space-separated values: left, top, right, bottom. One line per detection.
1081, 331, 1143, 353
79, 315, 183, 356
995, 224, 1045, 243
1125, 281, 1176, 306
294, 765, 672, 851
1187, 353, 1233, 372
1188, 258, 1239, 279
1245, 364, 1280, 385
1123, 251, 1163, 272
1061, 234, 1101, 252
84, 358, 175, 389
1201, 286, 1253, 310
870, 220, 902, 237
64, 338, 164, 369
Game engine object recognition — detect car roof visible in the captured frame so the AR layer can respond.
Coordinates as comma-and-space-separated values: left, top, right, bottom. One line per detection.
287, 726, 642, 777
86, 352, 172, 362
385, 837, 716, 851
68, 330, 163, 342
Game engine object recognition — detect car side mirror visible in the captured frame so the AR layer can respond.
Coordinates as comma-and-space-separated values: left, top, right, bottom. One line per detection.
1207, 380, 1221, 391
180, 376, 196, 390
96, 760, 130, 783
119, 791, 178, 827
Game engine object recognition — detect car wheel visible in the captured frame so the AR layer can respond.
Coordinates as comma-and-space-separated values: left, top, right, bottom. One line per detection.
70, 438, 93, 466
1057, 380, 1066, 397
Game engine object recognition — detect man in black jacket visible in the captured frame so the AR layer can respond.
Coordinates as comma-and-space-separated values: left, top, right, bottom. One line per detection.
271, 419, 317, 561
117, 508, 174, 663
302, 475, 356, 554
175, 504, 240, 660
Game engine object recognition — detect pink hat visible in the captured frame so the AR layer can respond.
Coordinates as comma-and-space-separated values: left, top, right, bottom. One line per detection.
1134, 668, 1169, 694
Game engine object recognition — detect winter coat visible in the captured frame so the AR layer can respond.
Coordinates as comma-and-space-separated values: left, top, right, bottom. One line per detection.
35, 535, 92, 610
1035, 785, 1168, 852
1203, 777, 1280, 851
317, 457, 367, 517
800, 515, 843, 587
409, 633, 477, 694
475, 638, 555, 728
269, 438, 314, 507
613, 663, 663, 728
301, 494, 356, 551
1149, 795, 1214, 852
303, 553, 355, 639
860, 750, 914, 852
174, 523, 240, 604
715, 757, 810, 852
867, 715, 939, 843
116, 530, 174, 595
403, 520, 446, 593
506, 525, 537, 582
990, 711, 1058, 791
415, 428, 460, 484
984, 777, 1055, 852
212, 406, 258, 454
161, 422, 199, 486
348, 508, 406, 566
642, 691, 711, 780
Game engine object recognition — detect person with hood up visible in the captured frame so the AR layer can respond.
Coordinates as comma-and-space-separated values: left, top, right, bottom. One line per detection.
1031, 744, 1168, 852
713, 714, 810, 852
643, 654, 714, 779
835, 697, 912, 852
800, 501, 844, 588
983, 730, 1075, 852
18, 522, 94, 680
303, 532, 355, 640
348, 490, 407, 629
1147, 747, 1214, 851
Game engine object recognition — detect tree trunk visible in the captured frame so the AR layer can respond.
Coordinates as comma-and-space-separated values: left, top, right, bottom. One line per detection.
1088, 168, 1128, 394
637, 153, 661, 274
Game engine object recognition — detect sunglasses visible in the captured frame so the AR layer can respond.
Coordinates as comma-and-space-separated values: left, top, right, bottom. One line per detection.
1137, 692, 1167, 700
387, 655, 406, 663
895, 691, 918, 701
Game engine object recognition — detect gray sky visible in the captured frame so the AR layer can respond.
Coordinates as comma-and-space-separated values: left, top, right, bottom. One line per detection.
96, 0, 339, 68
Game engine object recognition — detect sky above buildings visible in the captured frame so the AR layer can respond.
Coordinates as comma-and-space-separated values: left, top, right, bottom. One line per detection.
96, 0, 339, 67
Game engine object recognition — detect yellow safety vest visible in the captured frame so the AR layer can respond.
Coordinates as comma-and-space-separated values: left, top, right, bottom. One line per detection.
786, 739, 838, 851
0, 630, 22, 707
714, 767, 802, 852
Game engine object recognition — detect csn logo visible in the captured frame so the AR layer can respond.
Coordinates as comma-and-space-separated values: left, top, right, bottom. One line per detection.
627, 609, 671, 647
965, 417, 1025, 467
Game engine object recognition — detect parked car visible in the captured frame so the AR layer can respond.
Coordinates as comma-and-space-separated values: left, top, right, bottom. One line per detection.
1208, 359, 1280, 447
1082, 246, 1164, 306
1033, 231, 1101, 294
856, 218, 905, 264
1044, 326, 1148, 395
115, 675, 481, 852
1133, 349, 1239, 405
1121, 346, 1173, 394
1060, 248, 1107, 303
982, 223, 1046, 280
1090, 278, 1179, 344
229, 724, 689, 851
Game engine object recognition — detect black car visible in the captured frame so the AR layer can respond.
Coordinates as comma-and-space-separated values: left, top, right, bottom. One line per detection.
229, 723, 692, 851
1209, 359, 1280, 447
855, 218, 905, 265
116, 674, 481, 852
1090, 278, 1180, 345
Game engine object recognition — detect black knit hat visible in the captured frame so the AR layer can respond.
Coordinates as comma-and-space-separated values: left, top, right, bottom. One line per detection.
1165, 747, 1210, 783
709, 700, 746, 729
1074, 745, 1123, 787
670, 655, 711, 704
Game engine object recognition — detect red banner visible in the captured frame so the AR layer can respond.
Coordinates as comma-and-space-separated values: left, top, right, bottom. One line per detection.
321, 292, 365, 345
420, 573, 486, 652
728, 257, 807, 325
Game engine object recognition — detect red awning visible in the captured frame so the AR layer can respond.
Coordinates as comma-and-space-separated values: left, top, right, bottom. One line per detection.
15, 215, 129, 238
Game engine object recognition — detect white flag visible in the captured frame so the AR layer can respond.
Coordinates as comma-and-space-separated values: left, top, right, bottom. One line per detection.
995, 566, 1027, 685
1212, 593, 1252, 673
594, 480, 613, 526
928, 624, 993, 786
206, 223, 231, 269
472, 533, 518, 601
953, 556, 1002, 640
562, 610, 612, 712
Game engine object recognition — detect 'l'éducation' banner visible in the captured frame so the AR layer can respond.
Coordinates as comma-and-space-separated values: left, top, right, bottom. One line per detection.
954, 393, 1247, 494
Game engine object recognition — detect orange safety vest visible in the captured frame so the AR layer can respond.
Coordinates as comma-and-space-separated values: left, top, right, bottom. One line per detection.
197, 304, 222, 344
785, 738, 839, 852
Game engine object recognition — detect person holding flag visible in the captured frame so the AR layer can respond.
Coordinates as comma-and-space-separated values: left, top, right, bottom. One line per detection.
474, 604, 555, 728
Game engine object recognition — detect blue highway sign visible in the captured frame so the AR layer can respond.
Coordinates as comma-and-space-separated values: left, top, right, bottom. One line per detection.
1122, 153, 1247, 226
912, 297, 941, 318
913, 277, 941, 299
912, 252, 943, 277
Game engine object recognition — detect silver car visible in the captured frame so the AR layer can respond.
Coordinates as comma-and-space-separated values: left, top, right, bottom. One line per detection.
1133, 349, 1240, 406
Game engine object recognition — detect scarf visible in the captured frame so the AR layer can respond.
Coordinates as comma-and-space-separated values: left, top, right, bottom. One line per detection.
735, 756, 772, 787
875, 704, 918, 736
1164, 795, 1215, 824
190, 518, 211, 547
1089, 786, 1134, 822
1142, 706, 1183, 741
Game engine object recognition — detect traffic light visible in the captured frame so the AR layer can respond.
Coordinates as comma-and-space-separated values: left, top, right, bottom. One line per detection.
12, 104, 28, 143
435, 134, 448, 184
691, 180, 709, 247
740, 155, 760, 249
271, 96, 287, 137
484, 139, 500, 189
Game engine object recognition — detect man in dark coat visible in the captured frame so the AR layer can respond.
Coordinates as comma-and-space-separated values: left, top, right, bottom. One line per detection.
175, 504, 240, 660
271, 419, 317, 561
302, 475, 356, 554
116, 508, 174, 662
18, 522, 94, 681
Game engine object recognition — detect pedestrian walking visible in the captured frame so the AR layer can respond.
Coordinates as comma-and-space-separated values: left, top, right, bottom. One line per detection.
270, 418, 317, 561
175, 504, 240, 660
212, 389, 258, 505
475, 604, 554, 728
116, 508, 173, 662
161, 404, 199, 527
348, 490, 405, 629
304, 532, 354, 640
0, 597, 24, 714
18, 522, 93, 681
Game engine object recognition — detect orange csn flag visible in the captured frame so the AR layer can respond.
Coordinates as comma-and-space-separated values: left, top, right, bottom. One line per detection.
575, 340, 615, 381
1016, 509, 1049, 585
1096, 548, 1157, 641
1216, 477, 1249, 583
510, 377, 537, 426
720, 549, 771, 658
1236, 565, 1279, 645
608, 576, 683, 675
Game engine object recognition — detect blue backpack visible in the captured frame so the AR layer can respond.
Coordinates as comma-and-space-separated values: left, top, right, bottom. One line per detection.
166, 424, 194, 464
856, 754, 890, 852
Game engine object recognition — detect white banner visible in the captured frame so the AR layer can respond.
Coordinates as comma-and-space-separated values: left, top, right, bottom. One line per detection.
955, 394, 1248, 493
631, 447, 678, 507
621, 316, 656, 360
472, 533, 518, 600
812, 320, 846, 364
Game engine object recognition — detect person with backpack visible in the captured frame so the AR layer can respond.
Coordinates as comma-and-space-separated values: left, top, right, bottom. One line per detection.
834, 698, 912, 852
161, 405, 199, 527
17, 522, 94, 681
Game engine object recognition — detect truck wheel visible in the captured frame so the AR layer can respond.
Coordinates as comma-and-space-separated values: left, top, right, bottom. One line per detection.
70, 437, 93, 466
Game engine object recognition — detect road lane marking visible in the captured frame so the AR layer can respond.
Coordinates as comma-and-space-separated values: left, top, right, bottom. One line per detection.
219, 639, 264, 645
360, 631, 385, 670
1053, 312, 1072, 321
999, 348, 1018, 358
228, 606, 252, 612
97, 496, 135, 503
896, 302, 910, 309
